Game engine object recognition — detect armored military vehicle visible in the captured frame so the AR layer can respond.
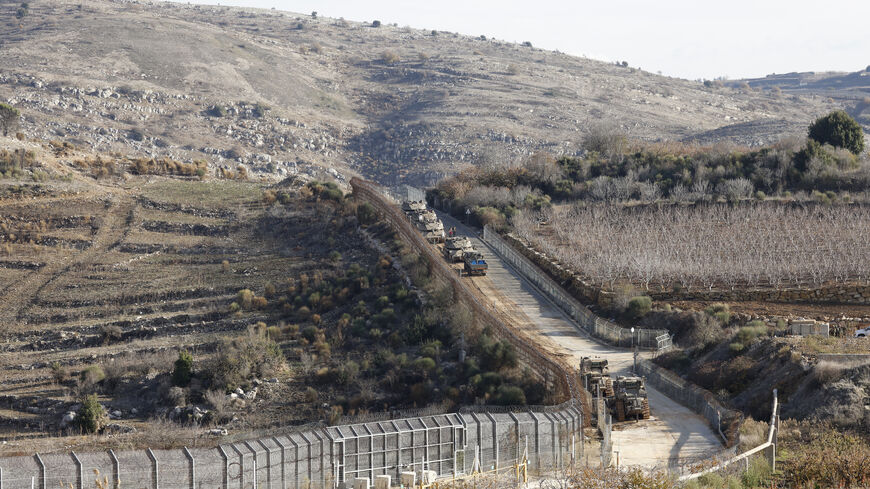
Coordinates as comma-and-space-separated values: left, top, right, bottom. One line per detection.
444, 236, 474, 262
579, 357, 614, 398
613, 376, 650, 421
402, 200, 426, 215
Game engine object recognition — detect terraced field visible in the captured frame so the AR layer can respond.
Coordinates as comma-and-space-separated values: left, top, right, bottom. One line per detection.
0, 176, 350, 452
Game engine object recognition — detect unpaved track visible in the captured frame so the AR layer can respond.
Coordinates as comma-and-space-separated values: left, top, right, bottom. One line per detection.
0, 198, 135, 330
439, 213, 722, 469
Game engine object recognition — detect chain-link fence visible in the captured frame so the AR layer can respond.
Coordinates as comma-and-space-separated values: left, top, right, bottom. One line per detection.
0, 408, 584, 489
481, 226, 671, 351
636, 359, 743, 448
351, 178, 587, 414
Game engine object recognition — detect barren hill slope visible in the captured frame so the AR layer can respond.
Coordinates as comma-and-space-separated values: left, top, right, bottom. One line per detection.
0, 0, 840, 184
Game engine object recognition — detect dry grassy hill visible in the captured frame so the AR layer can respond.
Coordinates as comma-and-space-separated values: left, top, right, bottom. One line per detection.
0, 0, 843, 185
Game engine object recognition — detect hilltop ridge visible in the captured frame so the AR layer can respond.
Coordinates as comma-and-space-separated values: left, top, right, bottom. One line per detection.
0, 0, 844, 185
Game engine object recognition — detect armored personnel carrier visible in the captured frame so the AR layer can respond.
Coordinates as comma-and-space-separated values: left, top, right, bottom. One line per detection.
613, 376, 650, 421
579, 357, 614, 398
444, 236, 474, 262
402, 200, 426, 215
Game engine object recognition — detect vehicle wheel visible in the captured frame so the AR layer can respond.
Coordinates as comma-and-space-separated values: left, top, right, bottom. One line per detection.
859, 334, 866, 337
616, 399, 625, 422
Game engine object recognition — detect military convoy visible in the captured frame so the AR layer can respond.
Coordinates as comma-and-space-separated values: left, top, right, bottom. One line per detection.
402, 201, 445, 243
579, 356, 650, 422
402, 201, 487, 276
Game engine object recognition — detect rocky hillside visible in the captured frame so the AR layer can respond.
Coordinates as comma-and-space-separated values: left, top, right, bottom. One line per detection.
0, 0, 842, 185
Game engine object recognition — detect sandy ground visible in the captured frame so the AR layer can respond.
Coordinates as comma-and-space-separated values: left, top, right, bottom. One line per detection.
439, 213, 723, 469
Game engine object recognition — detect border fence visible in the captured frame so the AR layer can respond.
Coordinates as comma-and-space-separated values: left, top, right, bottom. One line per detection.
636, 360, 743, 448
0, 407, 584, 489
481, 226, 672, 351
351, 178, 588, 420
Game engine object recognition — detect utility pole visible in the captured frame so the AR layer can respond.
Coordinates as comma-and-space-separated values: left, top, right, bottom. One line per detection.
631, 327, 637, 374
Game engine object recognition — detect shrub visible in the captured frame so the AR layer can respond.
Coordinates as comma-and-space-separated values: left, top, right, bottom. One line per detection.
413, 356, 436, 375
80, 365, 105, 386
208, 326, 284, 391
207, 105, 227, 117
735, 322, 767, 346
808, 110, 865, 155
0, 103, 21, 137
492, 385, 526, 405
99, 324, 122, 344
304, 386, 318, 402
75, 394, 107, 433
371, 20, 381, 27
381, 51, 400, 65
705, 303, 730, 325
252, 102, 269, 118
172, 350, 193, 387
167, 386, 187, 406
51, 361, 69, 384
626, 296, 652, 320
237, 289, 254, 309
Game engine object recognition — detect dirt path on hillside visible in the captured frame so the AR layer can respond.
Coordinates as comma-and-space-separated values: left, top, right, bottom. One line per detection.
0, 198, 135, 331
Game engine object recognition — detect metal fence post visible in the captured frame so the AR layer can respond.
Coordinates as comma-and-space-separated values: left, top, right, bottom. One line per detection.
217, 446, 229, 489
271, 437, 286, 489
243, 441, 259, 489
230, 444, 245, 489
146, 448, 158, 489
182, 447, 194, 489
71, 451, 83, 489
34, 453, 45, 489
108, 450, 119, 489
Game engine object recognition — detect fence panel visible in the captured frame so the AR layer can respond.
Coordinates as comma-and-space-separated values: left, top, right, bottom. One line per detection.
481, 226, 671, 351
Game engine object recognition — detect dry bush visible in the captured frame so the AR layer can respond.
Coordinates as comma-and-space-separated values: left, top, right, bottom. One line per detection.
128, 157, 206, 177
583, 122, 628, 156
208, 324, 285, 391
204, 389, 228, 416
381, 51, 400, 65
166, 386, 187, 406
813, 360, 847, 384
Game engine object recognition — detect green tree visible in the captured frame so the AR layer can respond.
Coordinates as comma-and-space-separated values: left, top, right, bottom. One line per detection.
626, 296, 652, 320
75, 394, 107, 433
0, 103, 20, 137
172, 350, 193, 386
808, 110, 865, 155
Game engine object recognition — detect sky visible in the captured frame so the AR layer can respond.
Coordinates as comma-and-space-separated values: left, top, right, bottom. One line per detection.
185, 0, 870, 80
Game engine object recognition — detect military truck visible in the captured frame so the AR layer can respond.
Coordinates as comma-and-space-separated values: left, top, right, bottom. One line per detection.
579, 357, 613, 398
462, 251, 488, 276
444, 236, 474, 262
613, 376, 650, 421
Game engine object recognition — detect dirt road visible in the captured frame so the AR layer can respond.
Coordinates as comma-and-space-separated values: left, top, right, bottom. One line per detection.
439, 213, 723, 469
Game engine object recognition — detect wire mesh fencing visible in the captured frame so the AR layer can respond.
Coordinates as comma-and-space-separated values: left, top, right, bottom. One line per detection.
480, 226, 671, 352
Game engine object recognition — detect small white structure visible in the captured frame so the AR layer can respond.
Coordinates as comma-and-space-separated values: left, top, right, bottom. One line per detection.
374, 475, 391, 489
419, 470, 437, 484
400, 471, 416, 487
353, 478, 370, 489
